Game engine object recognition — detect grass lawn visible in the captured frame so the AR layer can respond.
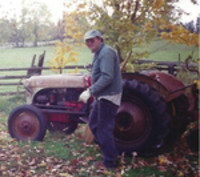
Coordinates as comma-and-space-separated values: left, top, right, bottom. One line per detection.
0, 45, 93, 68
0, 39, 198, 68
139, 39, 199, 61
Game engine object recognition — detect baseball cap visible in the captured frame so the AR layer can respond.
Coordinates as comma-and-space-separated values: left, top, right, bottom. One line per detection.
84, 30, 103, 41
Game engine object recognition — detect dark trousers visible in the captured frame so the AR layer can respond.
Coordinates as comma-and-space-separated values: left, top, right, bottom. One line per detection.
89, 99, 118, 168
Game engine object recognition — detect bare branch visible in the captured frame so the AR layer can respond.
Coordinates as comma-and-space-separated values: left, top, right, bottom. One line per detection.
120, 50, 132, 72
131, 0, 139, 23
116, 45, 123, 63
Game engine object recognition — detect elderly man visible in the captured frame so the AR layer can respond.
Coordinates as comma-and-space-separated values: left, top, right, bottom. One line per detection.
79, 30, 122, 169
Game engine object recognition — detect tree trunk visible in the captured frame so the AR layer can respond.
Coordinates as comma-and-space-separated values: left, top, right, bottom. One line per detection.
33, 23, 38, 47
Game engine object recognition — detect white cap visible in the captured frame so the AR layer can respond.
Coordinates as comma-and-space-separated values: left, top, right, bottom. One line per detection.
84, 30, 103, 41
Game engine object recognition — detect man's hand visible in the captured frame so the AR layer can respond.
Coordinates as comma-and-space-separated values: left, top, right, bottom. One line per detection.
78, 89, 91, 103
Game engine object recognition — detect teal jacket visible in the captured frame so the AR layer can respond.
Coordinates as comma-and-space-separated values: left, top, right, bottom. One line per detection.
89, 43, 122, 98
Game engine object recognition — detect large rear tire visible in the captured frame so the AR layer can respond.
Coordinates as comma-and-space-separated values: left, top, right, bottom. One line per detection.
114, 80, 171, 156
8, 105, 47, 141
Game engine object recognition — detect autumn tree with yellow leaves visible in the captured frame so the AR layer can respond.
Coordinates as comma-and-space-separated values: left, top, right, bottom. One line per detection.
88, 0, 199, 62
160, 23, 199, 47
49, 0, 199, 73
48, 42, 79, 73
49, 2, 90, 73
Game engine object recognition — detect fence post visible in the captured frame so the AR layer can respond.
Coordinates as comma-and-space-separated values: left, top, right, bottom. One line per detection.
31, 54, 36, 67
27, 51, 45, 77
37, 51, 46, 75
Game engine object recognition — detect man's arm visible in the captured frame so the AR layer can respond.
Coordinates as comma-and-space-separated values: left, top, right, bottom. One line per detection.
90, 50, 115, 95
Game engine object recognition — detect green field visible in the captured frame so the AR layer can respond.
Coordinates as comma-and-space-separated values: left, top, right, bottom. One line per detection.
135, 39, 199, 61
0, 39, 198, 68
0, 45, 93, 68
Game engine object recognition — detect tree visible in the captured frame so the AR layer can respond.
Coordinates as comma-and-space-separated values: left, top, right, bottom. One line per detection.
85, 0, 180, 62
27, 1, 52, 46
19, 2, 29, 47
49, 2, 90, 73
9, 18, 24, 47
0, 0, 54, 47
12, 0, 52, 47
55, 20, 65, 41
0, 19, 12, 44
184, 21, 195, 33
196, 17, 200, 34
64, 0, 199, 72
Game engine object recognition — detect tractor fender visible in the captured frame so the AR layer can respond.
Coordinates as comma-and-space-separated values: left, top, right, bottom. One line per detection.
122, 72, 185, 102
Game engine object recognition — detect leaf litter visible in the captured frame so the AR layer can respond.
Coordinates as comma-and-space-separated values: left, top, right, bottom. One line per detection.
0, 113, 198, 177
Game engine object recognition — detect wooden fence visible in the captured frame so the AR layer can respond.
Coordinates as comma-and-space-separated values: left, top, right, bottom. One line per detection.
0, 51, 190, 96
0, 51, 45, 96
0, 51, 86, 96
133, 59, 184, 74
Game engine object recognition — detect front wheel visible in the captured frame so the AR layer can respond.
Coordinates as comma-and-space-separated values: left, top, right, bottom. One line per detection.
8, 105, 47, 141
114, 80, 171, 156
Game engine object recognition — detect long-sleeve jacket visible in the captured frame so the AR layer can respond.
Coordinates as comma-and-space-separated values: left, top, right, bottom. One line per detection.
89, 43, 122, 98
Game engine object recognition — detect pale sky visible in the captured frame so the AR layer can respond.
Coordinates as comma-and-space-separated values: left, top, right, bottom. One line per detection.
0, 0, 64, 22
0, 0, 199, 23
174, 0, 200, 23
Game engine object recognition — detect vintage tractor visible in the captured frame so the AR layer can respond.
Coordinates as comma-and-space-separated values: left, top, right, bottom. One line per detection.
7, 59, 198, 156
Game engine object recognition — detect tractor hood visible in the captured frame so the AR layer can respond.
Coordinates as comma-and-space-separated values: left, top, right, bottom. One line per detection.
24, 74, 89, 89
24, 74, 90, 103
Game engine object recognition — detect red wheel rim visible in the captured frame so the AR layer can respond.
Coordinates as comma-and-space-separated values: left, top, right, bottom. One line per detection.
12, 111, 40, 140
114, 98, 152, 143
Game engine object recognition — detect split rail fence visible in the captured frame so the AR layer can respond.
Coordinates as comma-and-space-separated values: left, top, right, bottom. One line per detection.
0, 51, 85, 96
0, 51, 188, 96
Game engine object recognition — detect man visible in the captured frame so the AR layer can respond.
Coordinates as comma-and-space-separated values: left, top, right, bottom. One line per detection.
79, 29, 122, 169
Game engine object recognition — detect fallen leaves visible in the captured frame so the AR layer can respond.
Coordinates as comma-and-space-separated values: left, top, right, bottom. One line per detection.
0, 111, 198, 177
59, 172, 73, 177
158, 154, 172, 166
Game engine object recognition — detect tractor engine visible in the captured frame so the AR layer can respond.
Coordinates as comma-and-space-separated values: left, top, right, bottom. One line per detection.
31, 87, 89, 134
33, 88, 84, 108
